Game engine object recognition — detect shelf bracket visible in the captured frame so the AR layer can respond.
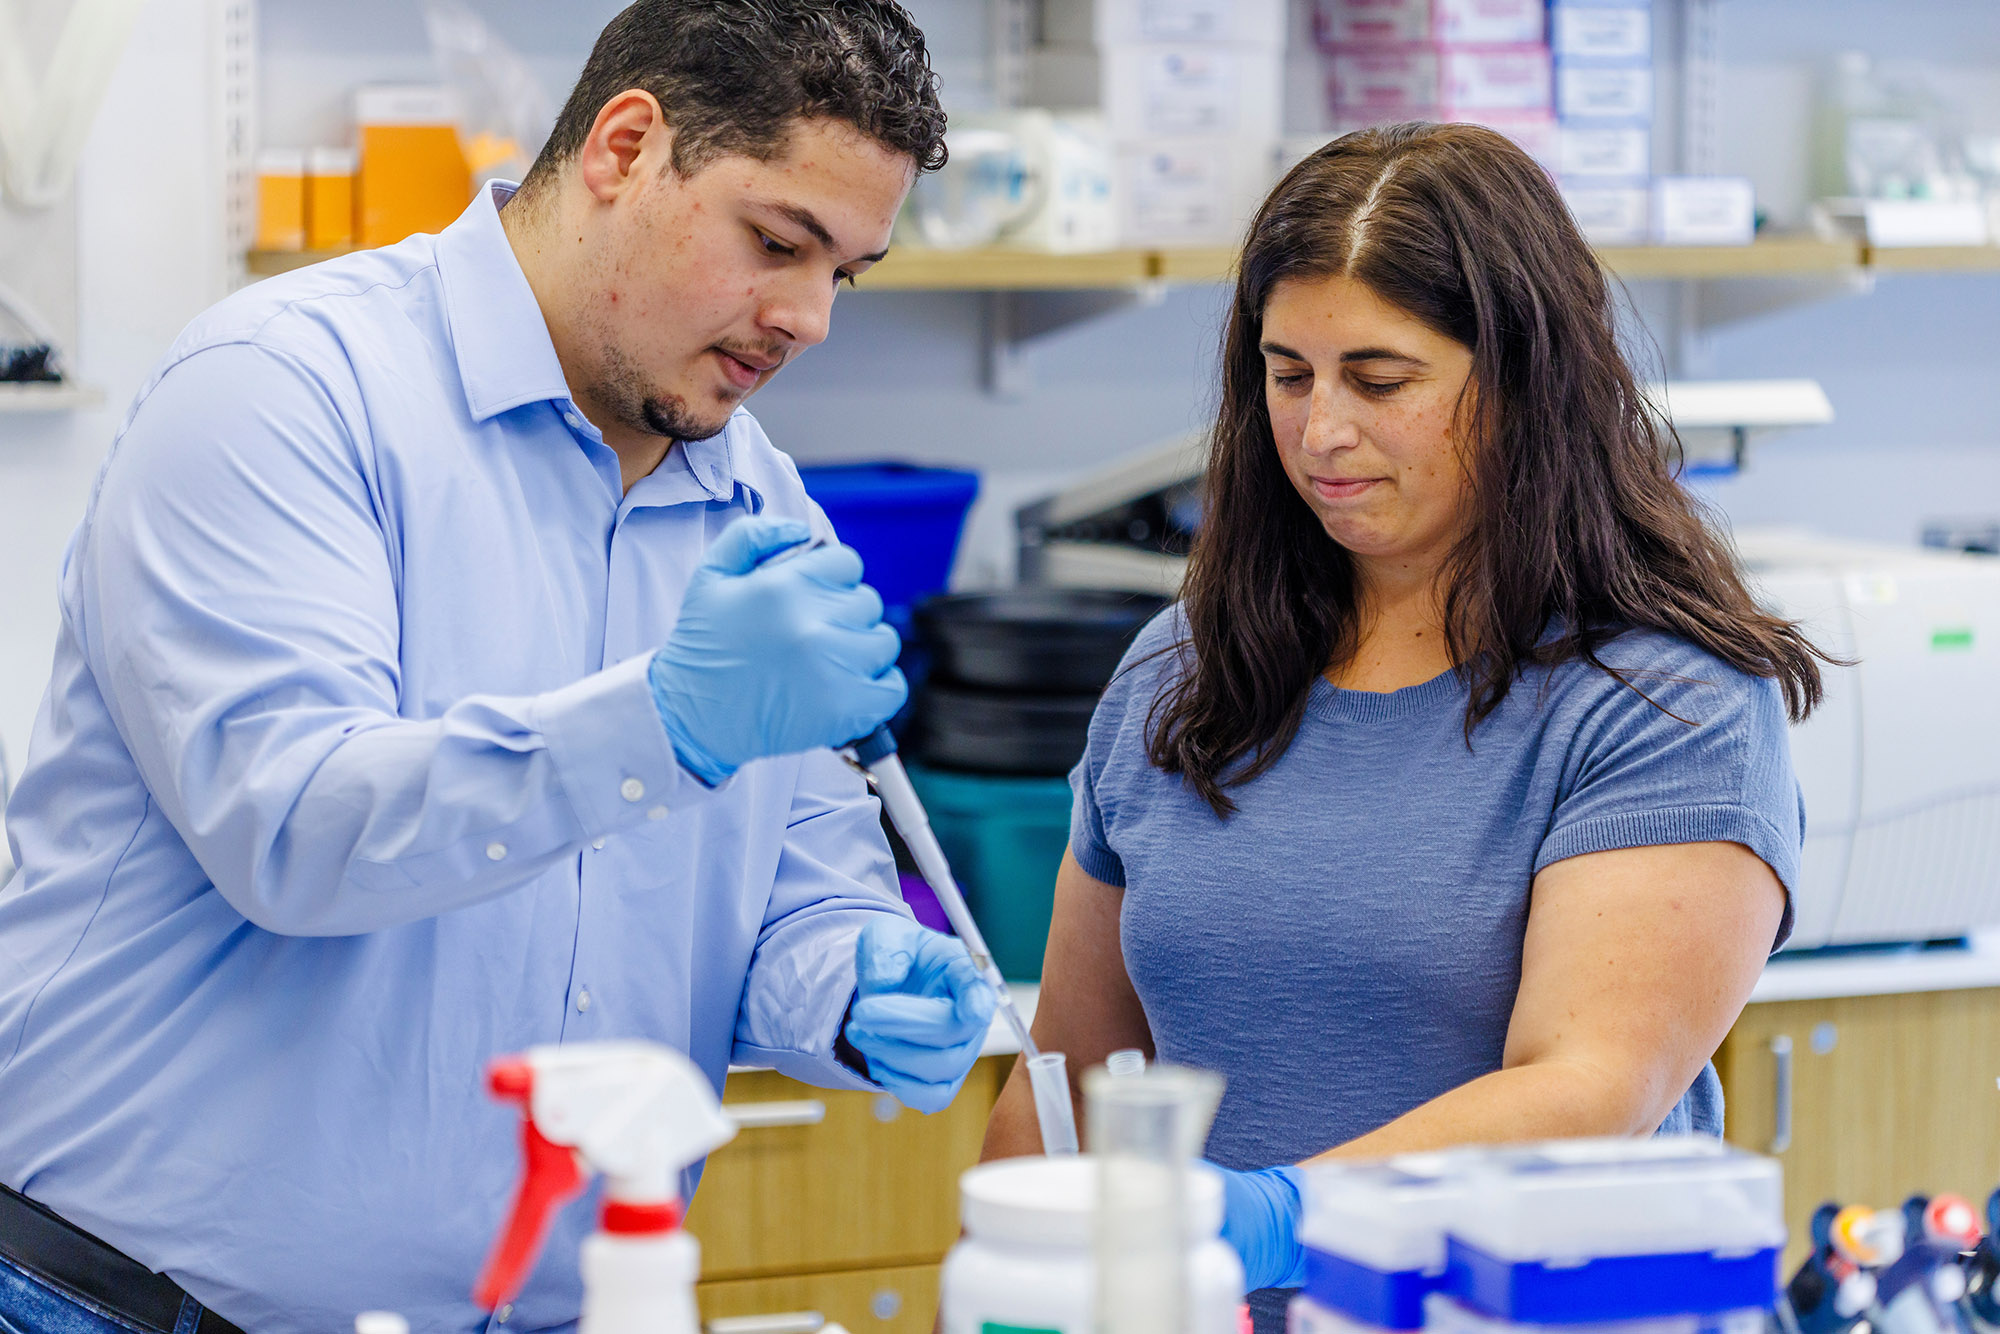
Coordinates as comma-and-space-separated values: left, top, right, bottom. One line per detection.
982, 284, 1166, 397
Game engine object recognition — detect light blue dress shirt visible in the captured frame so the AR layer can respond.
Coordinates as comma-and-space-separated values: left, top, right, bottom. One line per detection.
0, 183, 907, 1334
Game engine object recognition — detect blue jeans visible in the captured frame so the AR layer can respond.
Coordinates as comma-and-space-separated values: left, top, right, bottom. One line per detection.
0, 1256, 208, 1334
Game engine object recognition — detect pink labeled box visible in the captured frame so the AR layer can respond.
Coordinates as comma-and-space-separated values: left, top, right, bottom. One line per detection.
1316, 0, 1545, 47
1328, 44, 1552, 115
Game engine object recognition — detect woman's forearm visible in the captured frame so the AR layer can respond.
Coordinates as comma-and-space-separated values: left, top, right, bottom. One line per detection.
1304, 1055, 1659, 1166
980, 1055, 1061, 1161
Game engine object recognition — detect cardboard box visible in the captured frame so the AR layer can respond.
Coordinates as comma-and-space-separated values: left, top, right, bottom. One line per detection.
356, 85, 472, 248
1043, 0, 1288, 47
1031, 41, 1284, 141
1329, 44, 1551, 115
1560, 179, 1650, 243
1550, 6, 1650, 60
1315, 0, 1545, 46
1554, 62, 1653, 120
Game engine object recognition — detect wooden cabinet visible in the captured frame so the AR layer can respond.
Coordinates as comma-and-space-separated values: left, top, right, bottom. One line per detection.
1716, 987, 2000, 1269
682, 1054, 1008, 1326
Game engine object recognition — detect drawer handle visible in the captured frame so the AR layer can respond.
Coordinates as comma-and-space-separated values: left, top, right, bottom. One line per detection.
1770, 1034, 1794, 1155
705, 1313, 824, 1334
725, 1099, 827, 1130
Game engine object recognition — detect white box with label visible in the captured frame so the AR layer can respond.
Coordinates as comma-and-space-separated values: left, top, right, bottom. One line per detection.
1557, 124, 1649, 177
1330, 109, 1556, 171
1032, 41, 1284, 141
1555, 62, 1652, 120
1314, 0, 1544, 45
1560, 179, 1650, 244
1114, 136, 1279, 245
1550, 6, 1650, 59
1045, 0, 1288, 47
1651, 176, 1754, 245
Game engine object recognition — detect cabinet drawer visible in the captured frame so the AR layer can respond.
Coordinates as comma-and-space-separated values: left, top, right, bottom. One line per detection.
1718, 988, 2000, 1271
696, 1262, 938, 1334
686, 1055, 1007, 1279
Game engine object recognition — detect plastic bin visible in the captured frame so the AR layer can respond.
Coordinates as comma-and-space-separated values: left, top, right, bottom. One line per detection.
905, 764, 1072, 981
797, 463, 980, 631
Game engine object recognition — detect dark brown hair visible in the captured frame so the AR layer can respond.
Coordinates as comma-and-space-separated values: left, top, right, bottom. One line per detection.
519, 0, 946, 198
1149, 121, 1829, 816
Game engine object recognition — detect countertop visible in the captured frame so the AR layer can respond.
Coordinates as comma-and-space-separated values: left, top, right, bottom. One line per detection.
975, 939, 2000, 1056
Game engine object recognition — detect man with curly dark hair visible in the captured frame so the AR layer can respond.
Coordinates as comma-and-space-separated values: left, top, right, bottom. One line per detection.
0, 6, 987, 1332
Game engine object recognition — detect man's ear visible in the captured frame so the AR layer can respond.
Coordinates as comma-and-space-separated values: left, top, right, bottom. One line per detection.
577, 89, 670, 202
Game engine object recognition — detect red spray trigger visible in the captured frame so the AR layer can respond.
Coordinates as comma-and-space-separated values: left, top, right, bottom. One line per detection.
473, 1059, 587, 1311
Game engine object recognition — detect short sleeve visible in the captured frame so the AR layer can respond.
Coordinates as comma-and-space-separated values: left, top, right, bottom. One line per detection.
1067, 608, 1186, 888
1533, 636, 1805, 947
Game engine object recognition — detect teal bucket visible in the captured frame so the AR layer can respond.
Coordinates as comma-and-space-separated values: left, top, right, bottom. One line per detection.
906, 764, 1072, 982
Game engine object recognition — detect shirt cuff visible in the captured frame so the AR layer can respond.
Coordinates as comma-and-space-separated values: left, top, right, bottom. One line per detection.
535, 653, 735, 841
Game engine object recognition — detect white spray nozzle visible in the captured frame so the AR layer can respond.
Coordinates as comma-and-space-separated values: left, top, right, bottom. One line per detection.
474, 1040, 736, 1311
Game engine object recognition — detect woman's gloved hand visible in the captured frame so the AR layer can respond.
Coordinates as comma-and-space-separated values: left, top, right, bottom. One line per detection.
648, 515, 906, 785
843, 917, 997, 1113
1212, 1162, 1308, 1292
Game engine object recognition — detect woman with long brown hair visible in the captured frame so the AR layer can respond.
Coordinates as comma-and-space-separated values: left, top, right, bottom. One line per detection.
980, 122, 1825, 1330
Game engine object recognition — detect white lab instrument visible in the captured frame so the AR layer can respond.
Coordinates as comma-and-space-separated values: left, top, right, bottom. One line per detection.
940, 1155, 1243, 1334
1736, 531, 2000, 948
472, 1040, 738, 1334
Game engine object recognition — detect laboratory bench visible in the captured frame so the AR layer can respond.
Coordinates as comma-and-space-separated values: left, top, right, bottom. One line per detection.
692, 956, 2000, 1331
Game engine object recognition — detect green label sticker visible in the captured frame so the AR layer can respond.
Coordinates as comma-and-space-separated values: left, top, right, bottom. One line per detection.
1932, 627, 1975, 651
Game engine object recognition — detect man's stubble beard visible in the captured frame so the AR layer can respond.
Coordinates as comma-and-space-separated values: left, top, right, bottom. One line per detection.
593, 334, 736, 444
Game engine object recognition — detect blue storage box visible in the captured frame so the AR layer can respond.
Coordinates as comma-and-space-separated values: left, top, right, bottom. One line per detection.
797, 463, 979, 631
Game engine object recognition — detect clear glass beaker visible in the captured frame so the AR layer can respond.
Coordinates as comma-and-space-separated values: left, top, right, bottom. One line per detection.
1085, 1064, 1224, 1334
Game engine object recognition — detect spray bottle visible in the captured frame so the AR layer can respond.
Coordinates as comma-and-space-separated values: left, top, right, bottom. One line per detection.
471, 1040, 738, 1334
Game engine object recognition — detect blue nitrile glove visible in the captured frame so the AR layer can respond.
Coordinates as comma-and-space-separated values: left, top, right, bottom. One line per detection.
648, 515, 907, 785
843, 917, 997, 1114
1214, 1162, 1308, 1292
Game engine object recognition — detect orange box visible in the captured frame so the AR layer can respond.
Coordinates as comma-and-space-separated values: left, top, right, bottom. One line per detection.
255, 149, 306, 251
355, 86, 472, 247
306, 147, 357, 250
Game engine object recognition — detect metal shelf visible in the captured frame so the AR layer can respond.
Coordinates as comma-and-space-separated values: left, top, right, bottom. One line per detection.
0, 382, 106, 412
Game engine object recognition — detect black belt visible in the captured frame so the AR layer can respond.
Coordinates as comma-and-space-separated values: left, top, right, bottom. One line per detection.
0, 1183, 245, 1334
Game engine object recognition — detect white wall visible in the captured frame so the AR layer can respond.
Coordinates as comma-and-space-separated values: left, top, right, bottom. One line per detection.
0, 0, 231, 770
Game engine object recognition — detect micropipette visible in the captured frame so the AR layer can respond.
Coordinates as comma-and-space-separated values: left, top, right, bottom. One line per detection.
841, 725, 1079, 1155
750, 534, 1079, 1153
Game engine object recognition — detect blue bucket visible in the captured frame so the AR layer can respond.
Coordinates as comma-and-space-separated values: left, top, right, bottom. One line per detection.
797, 463, 980, 631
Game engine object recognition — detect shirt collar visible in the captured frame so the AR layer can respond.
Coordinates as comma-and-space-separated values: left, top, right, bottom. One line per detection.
435, 181, 753, 509
434, 181, 574, 423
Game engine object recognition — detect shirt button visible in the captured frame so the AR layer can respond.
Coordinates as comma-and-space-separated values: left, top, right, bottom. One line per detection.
620, 777, 645, 803
591, 837, 606, 851
646, 804, 669, 821
576, 989, 592, 1013
485, 842, 507, 861
563, 411, 582, 429
496, 1305, 513, 1324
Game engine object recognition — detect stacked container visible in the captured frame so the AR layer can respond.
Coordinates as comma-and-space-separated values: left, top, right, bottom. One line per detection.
1314, 0, 1555, 172
1290, 1138, 1784, 1334
1028, 0, 1288, 246
1549, 0, 1655, 244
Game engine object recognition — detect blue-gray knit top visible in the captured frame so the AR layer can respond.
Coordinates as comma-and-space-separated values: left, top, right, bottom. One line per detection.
1069, 609, 1802, 1329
